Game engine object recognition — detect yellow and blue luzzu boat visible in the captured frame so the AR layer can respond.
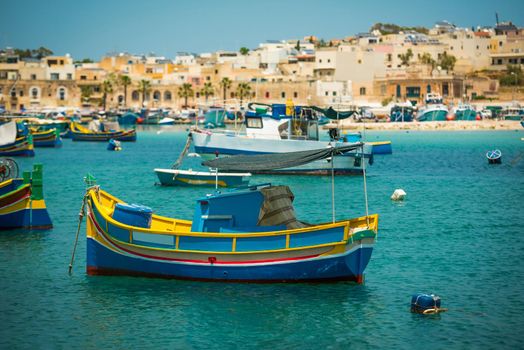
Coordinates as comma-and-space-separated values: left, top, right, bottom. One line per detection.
0, 164, 52, 230
86, 184, 378, 282
70, 122, 137, 142
31, 128, 63, 148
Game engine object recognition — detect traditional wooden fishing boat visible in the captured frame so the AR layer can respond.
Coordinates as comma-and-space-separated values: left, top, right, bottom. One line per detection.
83, 145, 378, 282
154, 168, 251, 187
0, 121, 35, 157
70, 122, 137, 142
31, 129, 62, 148
0, 164, 52, 230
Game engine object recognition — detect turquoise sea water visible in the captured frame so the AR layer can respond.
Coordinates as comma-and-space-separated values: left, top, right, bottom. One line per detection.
1, 127, 523, 349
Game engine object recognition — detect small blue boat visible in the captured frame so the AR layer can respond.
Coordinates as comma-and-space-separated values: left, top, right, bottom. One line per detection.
154, 168, 250, 187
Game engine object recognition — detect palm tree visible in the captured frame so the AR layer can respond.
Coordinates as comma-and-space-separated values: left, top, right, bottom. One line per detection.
219, 77, 232, 107
100, 79, 113, 110
235, 82, 252, 109
200, 82, 214, 104
178, 83, 194, 108
119, 75, 132, 107
138, 80, 151, 107
80, 85, 93, 105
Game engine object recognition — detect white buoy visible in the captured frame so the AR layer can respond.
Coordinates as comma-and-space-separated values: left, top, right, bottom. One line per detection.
391, 189, 406, 201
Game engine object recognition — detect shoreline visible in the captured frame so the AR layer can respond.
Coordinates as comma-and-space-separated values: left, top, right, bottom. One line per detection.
323, 120, 523, 131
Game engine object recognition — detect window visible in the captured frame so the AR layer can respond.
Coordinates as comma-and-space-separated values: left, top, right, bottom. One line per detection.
387, 54, 392, 62
31, 74, 36, 80
206, 76, 210, 81
11, 89, 16, 97
58, 88, 66, 100
230, 92, 235, 98
164, 91, 172, 101
476, 45, 479, 50
319, 59, 322, 63
293, 92, 298, 98
265, 91, 270, 98
50, 73, 59, 80
67, 73, 72, 80
153, 91, 161, 101
325, 91, 328, 96
332, 91, 336, 96
196, 92, 200, 98
80, 75, 87, 80
359, 87, 366, 95
246, 117, 263, 128
132, 91, 139, 101
281, 92, 285, 98
405, 86, 420, 97
358, 59, 362, 64
327, 59, 331, 63
499, 41, 503, 47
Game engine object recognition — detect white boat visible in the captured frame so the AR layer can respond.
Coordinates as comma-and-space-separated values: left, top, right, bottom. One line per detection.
191, 112, 373, 175
154, 168, 251, 187
416, 93, 449, 121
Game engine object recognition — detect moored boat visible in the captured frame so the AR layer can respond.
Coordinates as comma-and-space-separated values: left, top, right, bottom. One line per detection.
85, 182, 378, 282
70, 122, 137, 142
0, 121, 34, 157
154, 168, 251, 187
0, 164, 52, 230
31, 129, 63, 148
416, 93, 449, 121
452, 103, 477, 121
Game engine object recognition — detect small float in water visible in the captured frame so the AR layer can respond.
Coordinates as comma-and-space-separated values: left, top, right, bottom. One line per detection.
391, 189, 406, 201
107, 138, 122, 151
411, 293, 447, 314
486, 149, 502, 164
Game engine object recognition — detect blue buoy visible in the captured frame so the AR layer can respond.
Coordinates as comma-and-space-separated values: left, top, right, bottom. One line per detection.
107, 138, 122, 151
411, 293, 447, 314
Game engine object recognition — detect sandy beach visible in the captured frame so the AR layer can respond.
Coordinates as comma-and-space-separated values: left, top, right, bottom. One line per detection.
325, 120, 523, 131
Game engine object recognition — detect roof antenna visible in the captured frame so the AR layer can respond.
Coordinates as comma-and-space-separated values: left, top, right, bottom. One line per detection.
495, 12, 499, 25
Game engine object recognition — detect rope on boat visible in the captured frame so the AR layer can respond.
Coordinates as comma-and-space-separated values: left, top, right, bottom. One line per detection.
68, 189, 91, 275
172, 133, 193, 169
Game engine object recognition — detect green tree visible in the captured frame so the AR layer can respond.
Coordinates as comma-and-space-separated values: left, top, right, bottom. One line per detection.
239, 47, 249, 55
399, 49, 414, 66
235, 82, 252, 109
200, 82, 214, 103
100, 80, 113, 110
499, 65, 523, 86
138, 80, 152, 106
439, 51, 457, 71
118, 75, 132, 107
219, 77, 232, 107
178, 83, 194, 108
80, 86, 93, 105
295, 40, 301, 51
31, 47, 53, 59
419, 52, 436, 69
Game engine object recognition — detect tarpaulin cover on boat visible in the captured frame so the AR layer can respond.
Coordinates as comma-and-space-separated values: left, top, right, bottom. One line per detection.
310, 106, 356, 120
258, 185, 307, 229
0, 121, 17, 146
202, 143, 363, 171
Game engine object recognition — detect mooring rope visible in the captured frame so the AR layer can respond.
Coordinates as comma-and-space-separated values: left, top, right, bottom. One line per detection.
172, 133, 193, 169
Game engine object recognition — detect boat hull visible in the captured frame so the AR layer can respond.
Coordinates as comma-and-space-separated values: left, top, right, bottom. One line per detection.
87, 237, 373, 282
0, 177, 52, 230
154, 169, 250, 187
417, 109, 448, 121
191, 132, 371, 175
72, 129, 137, 142
0, 137, 35, 157
32, 130, 62, 148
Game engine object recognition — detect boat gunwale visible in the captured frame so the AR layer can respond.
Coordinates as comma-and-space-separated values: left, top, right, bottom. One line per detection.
88, 188, 377, 240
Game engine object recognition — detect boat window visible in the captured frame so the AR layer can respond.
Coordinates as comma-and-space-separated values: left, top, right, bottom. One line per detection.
290, 119, 309, 140
278, 121, 290, 139
307, 121, 319, 140
246, 117, 262, 129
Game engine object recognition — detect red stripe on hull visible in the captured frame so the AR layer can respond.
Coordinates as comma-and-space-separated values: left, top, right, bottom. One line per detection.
89, 211, 322, 265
